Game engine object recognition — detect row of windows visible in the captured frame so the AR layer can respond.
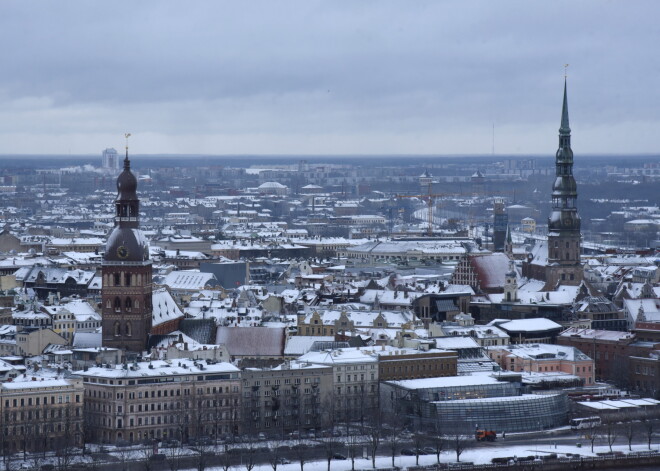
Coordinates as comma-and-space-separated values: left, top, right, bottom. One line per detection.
380, 362, 452, 375
110, 272, 143, 287
4, 394, 79, 408
337, 373, 375, 382
4, 406, 81, 421
107, 297, 140, 310
336, 384, 377, 395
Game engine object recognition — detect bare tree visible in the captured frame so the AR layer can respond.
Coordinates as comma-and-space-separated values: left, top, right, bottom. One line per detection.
383, 407, 403, 468
429, 424, 446, 464
268, 441, 287, 471
217, 450, 233, 471
55, 404, 80, 471
322, 438, 340, 471
116, 446, 133, 471
0, 409, 11, 471
641, 417, 654, 450
291, 438, 308, 471
366, 407, 383, 469
585, 419, 600, 453
136, 442, 156, 471
319, 395, 340, 471
412, 432, 426, 466
602, 421, 618, 453
346, 427, 362, 471
450, 434, 469, 462
241, 438, 258, 471
164, 440, 186, 471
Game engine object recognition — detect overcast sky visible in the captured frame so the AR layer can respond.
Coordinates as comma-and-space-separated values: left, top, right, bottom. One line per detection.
1, 1, 658, 156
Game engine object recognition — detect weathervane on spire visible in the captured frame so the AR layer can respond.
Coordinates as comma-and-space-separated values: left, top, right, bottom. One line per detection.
124, 133, 132, 167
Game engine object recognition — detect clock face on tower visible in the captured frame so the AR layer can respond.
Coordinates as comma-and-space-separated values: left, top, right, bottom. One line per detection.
117, 245, 129, 259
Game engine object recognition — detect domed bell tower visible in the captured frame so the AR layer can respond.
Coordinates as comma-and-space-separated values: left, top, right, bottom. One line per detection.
101, 134, 153, 353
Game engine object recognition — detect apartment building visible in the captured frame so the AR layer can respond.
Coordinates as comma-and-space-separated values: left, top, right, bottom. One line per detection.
77, 359, 240, 444
0, 377, 84, 453
241, 361, 333, 436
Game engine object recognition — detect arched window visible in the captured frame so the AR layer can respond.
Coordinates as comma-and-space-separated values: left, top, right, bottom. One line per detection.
135, 299, 140, 309
125, 274, 131, 286
114, 297, 121, 310
125, 297, 132, 309
114, 274, 121, 286
113, 321, 120, 336
106, 299, 111, 309
125, 322, 132, 337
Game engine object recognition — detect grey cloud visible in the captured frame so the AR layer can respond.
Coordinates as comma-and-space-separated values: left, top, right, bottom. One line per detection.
0, 0, 659, 154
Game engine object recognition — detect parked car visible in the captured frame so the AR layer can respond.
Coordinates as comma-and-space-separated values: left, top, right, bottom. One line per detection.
401, 448, 416, 456
275, 458, 291, 464
332, 453, 347, 460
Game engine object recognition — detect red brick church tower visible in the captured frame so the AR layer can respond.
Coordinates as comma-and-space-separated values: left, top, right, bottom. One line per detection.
101, 137, 153, 353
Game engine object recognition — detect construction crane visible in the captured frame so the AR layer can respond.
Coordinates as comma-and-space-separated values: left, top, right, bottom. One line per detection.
397, 186, 453, 237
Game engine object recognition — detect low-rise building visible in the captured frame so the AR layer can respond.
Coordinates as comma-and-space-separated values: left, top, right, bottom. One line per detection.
489, 343, 595, 386
557, 327, 636, 382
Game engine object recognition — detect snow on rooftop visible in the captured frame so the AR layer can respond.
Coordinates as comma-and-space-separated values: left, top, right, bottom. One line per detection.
389, 374, 503, 390
498, 318, 562, 332
152, 288, 184, 327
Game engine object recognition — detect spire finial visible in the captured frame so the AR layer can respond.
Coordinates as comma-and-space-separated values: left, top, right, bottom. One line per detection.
124, 133, 131, 169
560, 73, 570, 134
564, 63, 569, 79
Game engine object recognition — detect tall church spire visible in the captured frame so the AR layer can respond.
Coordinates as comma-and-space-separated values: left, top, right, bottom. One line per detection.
560, 79, 570, 134
545, 79, 582, 286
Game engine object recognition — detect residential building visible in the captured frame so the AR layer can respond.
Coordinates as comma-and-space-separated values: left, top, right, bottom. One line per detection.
0, 377, 84, 453
241, 361, 333, 436
489, 343, 595, 385
77, 359, 240, 444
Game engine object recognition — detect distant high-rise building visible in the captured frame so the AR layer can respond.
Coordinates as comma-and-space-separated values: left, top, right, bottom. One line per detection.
101, 148, 120, 169
546, 80, 582, 287
493, 198, 508, 251
419, 169, 433, 193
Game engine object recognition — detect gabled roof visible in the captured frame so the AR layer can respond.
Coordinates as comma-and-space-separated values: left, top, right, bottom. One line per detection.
470, 253, 510, 290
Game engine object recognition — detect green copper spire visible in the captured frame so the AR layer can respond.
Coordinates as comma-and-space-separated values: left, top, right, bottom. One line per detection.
559, 79, 570, 134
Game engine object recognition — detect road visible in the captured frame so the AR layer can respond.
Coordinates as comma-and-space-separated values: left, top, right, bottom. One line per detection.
11, 426, 660, 471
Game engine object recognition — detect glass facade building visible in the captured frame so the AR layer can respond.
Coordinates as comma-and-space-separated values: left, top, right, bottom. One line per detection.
430, 393, 568, 434
382, 375, 569, 434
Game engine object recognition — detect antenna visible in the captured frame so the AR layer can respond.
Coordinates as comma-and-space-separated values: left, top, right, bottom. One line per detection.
492, 123, 495, 155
